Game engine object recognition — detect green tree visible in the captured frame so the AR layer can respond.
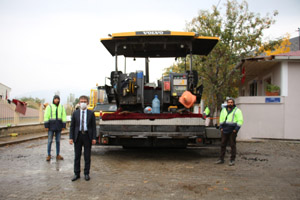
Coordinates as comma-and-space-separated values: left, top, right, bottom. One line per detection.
163, 60, 188, 75
165, 0, 280, 123
20, 97, 45, 109
73, 98, 79, 107
259, 34, 291, 56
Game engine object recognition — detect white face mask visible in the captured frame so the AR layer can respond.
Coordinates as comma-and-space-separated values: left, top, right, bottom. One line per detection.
80, 102, 87, 110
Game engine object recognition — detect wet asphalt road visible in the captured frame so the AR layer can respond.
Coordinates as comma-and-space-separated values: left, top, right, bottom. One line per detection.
0, 135, 300, 200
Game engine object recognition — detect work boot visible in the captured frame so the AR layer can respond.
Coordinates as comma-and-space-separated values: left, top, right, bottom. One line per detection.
56, 155, 64, 160
215, 160, 224, 164
46, 156, 51, 161
229, 160, 235, 166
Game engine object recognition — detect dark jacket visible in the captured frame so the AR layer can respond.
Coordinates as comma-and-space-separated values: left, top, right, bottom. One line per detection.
69, 109, 96, 143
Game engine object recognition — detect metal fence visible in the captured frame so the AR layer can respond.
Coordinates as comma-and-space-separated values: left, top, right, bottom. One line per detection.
0, 99, 43, 127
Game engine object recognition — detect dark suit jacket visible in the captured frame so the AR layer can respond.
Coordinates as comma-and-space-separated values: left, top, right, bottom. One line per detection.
69, 109, 96, 143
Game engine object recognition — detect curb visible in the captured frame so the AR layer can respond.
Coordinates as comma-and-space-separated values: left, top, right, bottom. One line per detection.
0, 131, 69, 147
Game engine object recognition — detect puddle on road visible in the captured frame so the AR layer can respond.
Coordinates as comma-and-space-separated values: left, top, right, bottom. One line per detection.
241, 156, 268, 162
16, 154, 29, 158
45, 160, 73, 172
20, 159, 73, 177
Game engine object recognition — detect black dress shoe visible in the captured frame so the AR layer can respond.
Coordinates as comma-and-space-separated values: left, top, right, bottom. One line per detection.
84, 174, 90, 181
72, 175, 80, 181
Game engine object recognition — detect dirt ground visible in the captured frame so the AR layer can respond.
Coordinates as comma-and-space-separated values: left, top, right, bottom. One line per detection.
0, 135, 299, 200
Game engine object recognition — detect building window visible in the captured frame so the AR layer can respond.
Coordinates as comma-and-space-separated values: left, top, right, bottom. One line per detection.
249, 80, 257, 96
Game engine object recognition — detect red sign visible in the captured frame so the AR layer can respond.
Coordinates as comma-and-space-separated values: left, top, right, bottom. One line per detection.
12, 99, 27, 115
241, 66, 246, 84
164, 81, 170, 91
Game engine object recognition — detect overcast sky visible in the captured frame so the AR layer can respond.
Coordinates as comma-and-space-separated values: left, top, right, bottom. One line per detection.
0, 0, 299, 103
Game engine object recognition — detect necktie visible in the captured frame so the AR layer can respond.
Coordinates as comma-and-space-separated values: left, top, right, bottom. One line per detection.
81, 110, 84, 132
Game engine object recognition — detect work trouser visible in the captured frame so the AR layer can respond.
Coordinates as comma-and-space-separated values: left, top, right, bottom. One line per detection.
74, 132, 92, 176
219, 131, 237, 161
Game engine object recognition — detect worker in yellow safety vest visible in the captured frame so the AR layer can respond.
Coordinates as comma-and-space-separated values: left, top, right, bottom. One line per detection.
215, 98, 243, 166
44, 95, 67, 161
203, 106, 210, 126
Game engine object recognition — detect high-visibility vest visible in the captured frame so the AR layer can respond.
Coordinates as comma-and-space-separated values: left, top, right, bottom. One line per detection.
219, 106, 243, 128
204, 106, 210, 117
44, 104, 67, 124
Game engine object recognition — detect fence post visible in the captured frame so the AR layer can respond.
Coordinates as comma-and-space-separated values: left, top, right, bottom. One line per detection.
39, 104, 43, 123
14, 111, 19, 125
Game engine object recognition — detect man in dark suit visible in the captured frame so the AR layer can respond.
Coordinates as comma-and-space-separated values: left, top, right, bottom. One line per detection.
69, 95, 96, 181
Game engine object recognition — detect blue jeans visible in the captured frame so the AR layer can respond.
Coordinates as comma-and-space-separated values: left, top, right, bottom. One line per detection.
47, 130, 61, 156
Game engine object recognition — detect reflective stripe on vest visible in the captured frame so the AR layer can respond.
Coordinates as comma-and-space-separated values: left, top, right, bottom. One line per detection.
220, 107, 239, 125
50, 105, 52, 119
49, 104, 62, 120
231, 107, 238, 123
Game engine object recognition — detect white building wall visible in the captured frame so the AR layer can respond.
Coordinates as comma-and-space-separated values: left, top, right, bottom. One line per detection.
0, 83, 11, 100
280, 61, 288, 96
237, 60, 300, 140
284, 62, 300, 139
235, 97, 285, 140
